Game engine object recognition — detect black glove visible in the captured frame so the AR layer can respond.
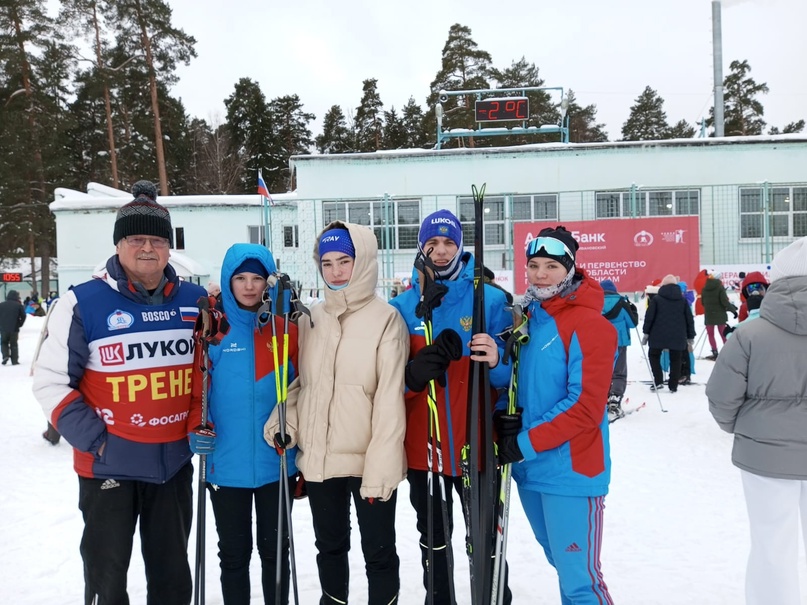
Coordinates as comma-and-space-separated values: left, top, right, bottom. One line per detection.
273, 432, 291, 455
723, 324, 735, 336
493, 408, 523, 438
731, 310, 738, 319
405, 329, 463, 392
496, 434, 524, 465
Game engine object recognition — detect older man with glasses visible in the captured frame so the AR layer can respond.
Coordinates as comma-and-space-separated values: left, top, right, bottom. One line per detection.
33, 180, 207, 605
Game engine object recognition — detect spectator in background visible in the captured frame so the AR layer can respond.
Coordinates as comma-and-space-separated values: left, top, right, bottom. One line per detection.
600, 279, 638, 419
706, 236, 807, 605
700, 272, 737, 361
25, 300, 46, 317
642, 274, 695, 392
677, 280, 696, 385
0, 289, 26, 366
737, 272, 769, 322
32, 180, 206, 604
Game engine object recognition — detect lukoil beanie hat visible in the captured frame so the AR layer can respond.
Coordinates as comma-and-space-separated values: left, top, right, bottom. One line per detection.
418, 210, 463, 251
113, 180, 173, 246
319, 228, 355, 259
599, 279, 618, 293
233, 258, 269, 279
526, 226, 578, 273
769, 236, 807, 282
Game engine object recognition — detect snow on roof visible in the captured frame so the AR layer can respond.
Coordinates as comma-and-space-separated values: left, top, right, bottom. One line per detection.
50, 184, 299, 212
290, 133, 807, 163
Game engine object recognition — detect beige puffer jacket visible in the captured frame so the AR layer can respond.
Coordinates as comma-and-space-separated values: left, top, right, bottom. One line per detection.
265, 221, 409, 500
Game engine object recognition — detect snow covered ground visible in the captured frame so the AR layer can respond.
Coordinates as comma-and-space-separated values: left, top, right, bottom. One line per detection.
2, 309, 805, 604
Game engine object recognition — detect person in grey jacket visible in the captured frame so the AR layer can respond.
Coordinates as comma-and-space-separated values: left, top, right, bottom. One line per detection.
0, 289, 26, 365
706, 235, 807, 605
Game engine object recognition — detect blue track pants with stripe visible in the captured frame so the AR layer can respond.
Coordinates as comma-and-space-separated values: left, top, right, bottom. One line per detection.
518, 487, 613, 605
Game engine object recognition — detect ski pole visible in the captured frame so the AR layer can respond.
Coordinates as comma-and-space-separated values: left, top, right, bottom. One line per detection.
491, 307, 529, 605
414, 249, 456, 605
265, 274, 299, 605
193, 298, 212, 605
633, 326, 667, 413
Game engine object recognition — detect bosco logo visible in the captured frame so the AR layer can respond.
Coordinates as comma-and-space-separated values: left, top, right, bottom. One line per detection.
99, 343, 125, 366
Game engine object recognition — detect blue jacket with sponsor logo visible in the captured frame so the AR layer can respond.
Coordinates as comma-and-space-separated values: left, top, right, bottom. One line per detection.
33, 256, 207, 483
390, 253, 512, 476
204, 244, 298, 488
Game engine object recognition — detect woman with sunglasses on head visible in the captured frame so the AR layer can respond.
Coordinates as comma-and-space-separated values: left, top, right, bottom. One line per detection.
494, 226, 617, 604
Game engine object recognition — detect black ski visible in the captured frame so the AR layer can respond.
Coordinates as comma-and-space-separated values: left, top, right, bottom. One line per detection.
461, 183, 496, 605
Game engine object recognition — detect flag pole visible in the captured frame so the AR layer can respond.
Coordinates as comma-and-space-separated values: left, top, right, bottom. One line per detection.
259, 168, 273, 250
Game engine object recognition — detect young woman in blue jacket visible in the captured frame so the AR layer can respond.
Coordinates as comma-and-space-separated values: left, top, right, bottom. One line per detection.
191, 243, 299, 605
496, 226, 617, 605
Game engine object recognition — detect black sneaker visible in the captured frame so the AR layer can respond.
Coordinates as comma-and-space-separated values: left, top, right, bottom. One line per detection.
1, 358, 8, 365
650, 383, 665, 392
679, 376, 692, 386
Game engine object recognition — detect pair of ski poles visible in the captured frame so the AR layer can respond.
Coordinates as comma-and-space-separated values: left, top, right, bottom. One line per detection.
192, 274, 307, 605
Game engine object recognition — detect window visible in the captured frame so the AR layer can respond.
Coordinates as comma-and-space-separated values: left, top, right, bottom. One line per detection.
459, 195, 505, 246
322, 199, 421, 249
459, 193, 559, 248
740, 185, 807, 239
595, 189, 700, 218
174, 227, 185, 250
283, 225, 299, 248
248, 225, 265, 245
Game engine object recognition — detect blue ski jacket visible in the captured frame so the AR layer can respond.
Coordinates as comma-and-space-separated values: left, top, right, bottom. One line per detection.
511, 272, 617, 497
390, 252, 512, 476
601, 292, 637, 348
203, 244, 298, 488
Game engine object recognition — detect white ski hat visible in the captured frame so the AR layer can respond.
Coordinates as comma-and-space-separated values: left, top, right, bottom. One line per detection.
769, 236, 807, 282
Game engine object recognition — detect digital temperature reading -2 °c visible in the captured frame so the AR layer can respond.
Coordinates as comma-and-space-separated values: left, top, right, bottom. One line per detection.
1, 273, 23, 283
474, 97, 529, 122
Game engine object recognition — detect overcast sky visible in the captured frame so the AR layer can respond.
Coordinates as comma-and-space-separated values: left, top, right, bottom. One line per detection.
165, 0, 805, 140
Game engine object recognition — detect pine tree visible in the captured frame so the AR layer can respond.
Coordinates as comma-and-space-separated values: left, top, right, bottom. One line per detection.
354, 78, 384, 152
268, 94, 315, 190
382, 107, 407, 149
708, 59, 768, 136
489, 56, 559, 145
621, 86, 670, 141
105, 0, 196, 194
769, 120, 805, 135
316, 105, 354, 154
0, 0, 71, 290
566, 89, 608, 143
666, 119, 697, 139
60, 0, 122, 187
224, 78, 275, 193
185, 118, 244, 194
401, 97, 427, 148
426, 24, 492, 147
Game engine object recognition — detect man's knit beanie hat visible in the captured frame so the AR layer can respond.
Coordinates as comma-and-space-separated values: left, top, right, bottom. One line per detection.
113, 181, 173, 246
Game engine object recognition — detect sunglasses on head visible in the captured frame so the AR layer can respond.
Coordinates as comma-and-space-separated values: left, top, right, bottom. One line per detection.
526, 237, 574, 260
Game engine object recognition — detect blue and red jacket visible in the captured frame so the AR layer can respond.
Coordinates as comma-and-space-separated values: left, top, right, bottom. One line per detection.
390, 253, 512, 476
33, 257, 207, 483
512, 271, 617, 496
203, 244, 298, 488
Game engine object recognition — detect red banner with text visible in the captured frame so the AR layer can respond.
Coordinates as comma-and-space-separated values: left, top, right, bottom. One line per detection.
513, 217, 701, 294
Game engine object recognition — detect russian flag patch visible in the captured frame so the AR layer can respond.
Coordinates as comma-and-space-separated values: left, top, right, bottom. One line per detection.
179, 307, 198, 322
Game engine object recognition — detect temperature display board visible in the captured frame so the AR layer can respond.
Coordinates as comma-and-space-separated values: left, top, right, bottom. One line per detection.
474, 97, 529, 122
2, 273, 23, 282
